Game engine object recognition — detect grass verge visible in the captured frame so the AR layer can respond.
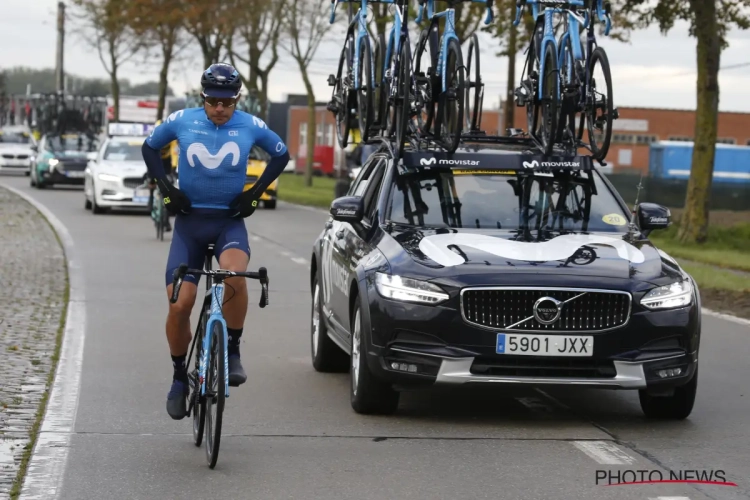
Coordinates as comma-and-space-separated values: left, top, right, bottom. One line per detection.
680, 262, 750, 320
277, 173, 337, 208
650, 221, 750, 272
9, 209, 70, 499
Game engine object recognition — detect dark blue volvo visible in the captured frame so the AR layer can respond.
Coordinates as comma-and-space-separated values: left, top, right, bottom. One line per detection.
309, 137, 700, 420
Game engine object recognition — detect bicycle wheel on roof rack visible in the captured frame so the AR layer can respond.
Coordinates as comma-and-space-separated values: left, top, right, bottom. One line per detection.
414, 27, 438, 137
464, 34, 484, 133
389, 37, 412, 160
584, 47, 613, 161
437, 38, 465, 154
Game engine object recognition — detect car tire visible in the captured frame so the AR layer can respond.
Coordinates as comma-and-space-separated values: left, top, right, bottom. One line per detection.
264, 200, 276, 209
84, 197, 92, 210
91, 191, 105, 214
311, 275, 349, 373
350, 295, 399, 415
638, 366, 698, 420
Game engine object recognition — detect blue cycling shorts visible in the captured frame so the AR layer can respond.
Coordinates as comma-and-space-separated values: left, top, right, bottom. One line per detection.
165, 209, 251, 287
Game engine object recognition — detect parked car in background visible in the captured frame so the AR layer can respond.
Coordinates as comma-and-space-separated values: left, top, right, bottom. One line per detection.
29, 131, 99, 189
0, 125, 36, 175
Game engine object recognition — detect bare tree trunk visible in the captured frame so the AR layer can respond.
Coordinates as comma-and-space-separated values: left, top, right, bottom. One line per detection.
678, 0, 721, 244
109, 43, 120, 121
157, 39, 174, 121
301, 69, 316, 188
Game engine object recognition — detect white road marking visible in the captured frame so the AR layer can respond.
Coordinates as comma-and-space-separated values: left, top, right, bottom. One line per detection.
572, 441, 637, 465
1, 184, 87, 500
292, 257, 309, 265
648, 497, 691, 500
702, 308, 750, 327
280, 250, 293, 257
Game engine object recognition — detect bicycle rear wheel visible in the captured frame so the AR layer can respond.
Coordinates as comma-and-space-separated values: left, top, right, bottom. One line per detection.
391, 38, 412, 159
538, 41, 559, 155
586, 47, 614, 161
464, 34, 483, 133
205, 321, 226, 468
357, 37, 374, 142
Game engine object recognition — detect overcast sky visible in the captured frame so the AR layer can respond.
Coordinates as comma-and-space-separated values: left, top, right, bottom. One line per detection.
2, 0, 750, 112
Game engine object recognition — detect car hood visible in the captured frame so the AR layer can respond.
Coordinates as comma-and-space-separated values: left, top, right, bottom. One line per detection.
0, 143, 34, 154
380, 226, 685, 287
96, 160, 147, 176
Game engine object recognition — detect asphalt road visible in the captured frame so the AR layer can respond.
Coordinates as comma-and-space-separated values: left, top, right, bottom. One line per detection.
2, 171, 749, 500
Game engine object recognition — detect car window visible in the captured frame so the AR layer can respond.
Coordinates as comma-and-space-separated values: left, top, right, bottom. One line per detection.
0, 129, 33, 144
361, 158, 386, 223
349, 154, 380, 197
386, 168, 631, 233
249, 145, 270, 162
44, 134, 99, 153
103, 140, 143, 161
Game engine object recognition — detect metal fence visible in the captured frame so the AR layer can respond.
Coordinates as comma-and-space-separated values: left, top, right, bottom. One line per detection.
604, 172, 750, 212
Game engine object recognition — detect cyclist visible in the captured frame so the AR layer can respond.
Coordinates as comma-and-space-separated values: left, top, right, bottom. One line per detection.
141, 62, 290, 420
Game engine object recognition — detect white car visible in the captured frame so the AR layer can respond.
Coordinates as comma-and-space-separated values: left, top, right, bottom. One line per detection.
84, 135, 151, 214
0, 125, 36, 174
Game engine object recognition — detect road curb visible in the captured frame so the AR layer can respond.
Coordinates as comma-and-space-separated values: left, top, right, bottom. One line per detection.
0, 182, 87, 500
702, 308, 750, 327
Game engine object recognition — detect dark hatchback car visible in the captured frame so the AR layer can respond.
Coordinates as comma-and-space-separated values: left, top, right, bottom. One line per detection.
309, 139, 700, 420
30, 132, 99, 189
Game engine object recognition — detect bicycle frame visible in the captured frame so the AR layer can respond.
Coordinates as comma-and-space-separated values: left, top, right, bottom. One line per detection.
330, 0, 387, 90
416, 0, 493, 93
382, 0, 407, 85
199, 279, 230, 400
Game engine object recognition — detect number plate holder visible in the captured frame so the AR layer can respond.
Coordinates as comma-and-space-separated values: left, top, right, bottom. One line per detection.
496, 333, 593, 357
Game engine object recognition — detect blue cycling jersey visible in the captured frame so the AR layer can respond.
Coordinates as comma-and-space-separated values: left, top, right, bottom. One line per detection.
145, 107, 288, 210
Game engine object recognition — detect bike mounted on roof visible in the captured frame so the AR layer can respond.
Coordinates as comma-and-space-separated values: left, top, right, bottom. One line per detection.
325, 0, 617, 165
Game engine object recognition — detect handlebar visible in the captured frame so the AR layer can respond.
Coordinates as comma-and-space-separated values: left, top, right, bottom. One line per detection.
416, 0, 494, 25
170, 263, 270, 308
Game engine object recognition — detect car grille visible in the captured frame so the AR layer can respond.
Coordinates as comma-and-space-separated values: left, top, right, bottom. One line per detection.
461, 287, 631, 332
123, 177, 145, 189
2, 154, 28, 159
470, 356, 617, 378
60, 161, 87, 171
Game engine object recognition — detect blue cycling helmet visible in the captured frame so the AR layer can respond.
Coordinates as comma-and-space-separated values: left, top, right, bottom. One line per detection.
201, 63, 242, 98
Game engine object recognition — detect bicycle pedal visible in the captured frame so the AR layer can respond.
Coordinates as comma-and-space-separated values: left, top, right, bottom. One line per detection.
612, 107, 620, 119
327, 74, 337, 86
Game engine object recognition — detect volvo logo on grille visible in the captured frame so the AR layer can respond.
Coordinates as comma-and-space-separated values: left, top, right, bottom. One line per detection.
533, 296, 562, 325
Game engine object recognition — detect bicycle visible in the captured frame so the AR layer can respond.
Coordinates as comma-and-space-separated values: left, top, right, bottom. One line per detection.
371, 0, 413, 159
558, 0, 616, 162
146, 173, 177, 241
412, 0, 494, 153
170, 244, 270, 469
328, 0, 396, 148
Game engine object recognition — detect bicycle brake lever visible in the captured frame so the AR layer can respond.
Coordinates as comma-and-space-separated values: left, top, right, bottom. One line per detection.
258, 267, 269, 308
170, 264, 188, 304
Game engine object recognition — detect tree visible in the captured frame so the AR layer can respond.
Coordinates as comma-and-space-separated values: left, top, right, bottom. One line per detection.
226, 0, 286, 120
69, 0, 143, 121
182, 0, 239, 69
281, 0, 336, 187
618, 0, 750, 243
128, 0, 187, 120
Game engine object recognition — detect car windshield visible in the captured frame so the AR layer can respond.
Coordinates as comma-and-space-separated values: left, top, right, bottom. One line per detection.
386, 167, 631, 234
45, 134, 98, 153
0, 129, 33, 144
103, 140, 143, 161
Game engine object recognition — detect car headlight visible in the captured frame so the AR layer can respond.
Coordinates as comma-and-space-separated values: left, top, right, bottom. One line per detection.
47, 158, 59, 171
640, 279, 693, 310
375, 272, 449, 305
98, 173, 120, 182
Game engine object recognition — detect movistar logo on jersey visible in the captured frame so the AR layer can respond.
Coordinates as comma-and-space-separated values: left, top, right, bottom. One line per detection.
186, 141, 241, 170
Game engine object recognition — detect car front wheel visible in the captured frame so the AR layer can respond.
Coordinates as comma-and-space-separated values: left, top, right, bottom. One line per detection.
350, 295, 399, 415
639, 366, 698, 420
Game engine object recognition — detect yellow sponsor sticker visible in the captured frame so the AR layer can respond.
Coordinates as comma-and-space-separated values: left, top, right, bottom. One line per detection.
453, 169, 515, 175
602, 213, 628, 226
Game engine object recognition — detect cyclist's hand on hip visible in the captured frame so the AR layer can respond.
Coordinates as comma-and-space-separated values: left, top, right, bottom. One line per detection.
156, 179, 191, 215
229, 189, 259, 218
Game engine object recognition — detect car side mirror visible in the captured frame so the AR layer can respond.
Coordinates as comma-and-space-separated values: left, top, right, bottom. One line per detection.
638, 202, 671, 237
330, 196, 364, 224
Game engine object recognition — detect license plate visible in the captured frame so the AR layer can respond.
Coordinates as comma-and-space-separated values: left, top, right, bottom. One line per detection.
496, 333, 593, 357
133, 189, 150, 203
66, 171, 84, 178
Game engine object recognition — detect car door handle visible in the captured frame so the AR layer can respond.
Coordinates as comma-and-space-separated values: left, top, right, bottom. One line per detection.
336, 229, 345, 239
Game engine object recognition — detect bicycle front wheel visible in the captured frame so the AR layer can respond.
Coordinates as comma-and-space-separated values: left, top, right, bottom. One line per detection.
586, 47, 614, 161
438, 38, 465, 153
538, 41, 559, 156
205, 321, 226, 469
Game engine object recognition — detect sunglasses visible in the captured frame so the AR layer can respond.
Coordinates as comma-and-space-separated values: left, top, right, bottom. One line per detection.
202, 93, 239, 108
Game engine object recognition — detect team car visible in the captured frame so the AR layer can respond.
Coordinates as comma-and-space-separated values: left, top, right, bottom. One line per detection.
83, 123, 154, 213
0, 125, 36, 174
30, 130, 99, 189
309, 137, 700, 420
244, 145, 278, 209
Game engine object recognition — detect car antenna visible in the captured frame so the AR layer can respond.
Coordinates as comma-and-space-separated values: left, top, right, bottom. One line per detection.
627, 173, 644, 240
